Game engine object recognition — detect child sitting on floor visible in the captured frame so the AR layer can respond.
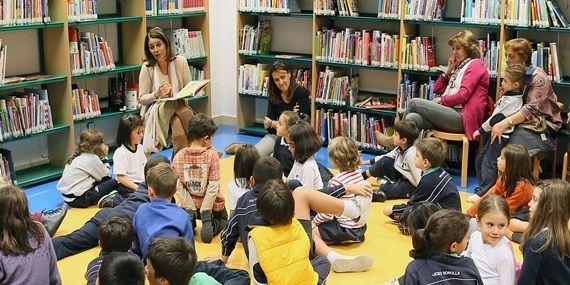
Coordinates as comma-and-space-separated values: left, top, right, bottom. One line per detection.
227, 144, 260, 215
57, 129, 118, 208
384, 138, 461, 227
173, 113, 227, 243
362, 119, 421, 203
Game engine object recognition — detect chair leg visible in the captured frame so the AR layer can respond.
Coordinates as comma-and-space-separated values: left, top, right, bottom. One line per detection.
533, 156, 540, 180
461, 137, 469, 189
552, 149, 558, 179
563, 152, 568, 181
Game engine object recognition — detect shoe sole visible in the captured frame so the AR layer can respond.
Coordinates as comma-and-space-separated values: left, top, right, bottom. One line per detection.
201, 220, 214, 243
98, 190, 118, 208
332, 255, 373, 273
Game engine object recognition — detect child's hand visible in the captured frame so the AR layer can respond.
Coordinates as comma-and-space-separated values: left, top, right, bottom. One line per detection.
383, 206, 393, 216
345, 182, 373, 197
263, 117, 272, 129
472, 130, 480, 139
204, 255, 228, 263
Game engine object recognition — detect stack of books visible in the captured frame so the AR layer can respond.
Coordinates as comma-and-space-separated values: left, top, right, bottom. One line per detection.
315, 67, 359, 105
239, 20, 272, 55
238, 63, 271, 96
461, 0, 501, 25
404, 0, 446, 21
531, 42, 561, 83
315, 28, 400, 68
69, 28, 115, 75
67, 0, 98, 22
146, 0, 205, 16
0, 89, 54, 141
238, 0, 300, 13
72, 84, 101, 121
401, 36, 437, 71
398, 74, 435, 110
0, 0, 51, 25
479, 33, 500, 77
378, 0, 400, 19
166, 29, 206, 59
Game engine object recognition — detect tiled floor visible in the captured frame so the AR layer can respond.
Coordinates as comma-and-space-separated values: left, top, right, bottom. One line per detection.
25, 124, 479, 213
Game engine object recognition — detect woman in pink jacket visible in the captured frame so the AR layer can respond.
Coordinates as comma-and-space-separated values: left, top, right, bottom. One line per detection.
403, 30, 489, 141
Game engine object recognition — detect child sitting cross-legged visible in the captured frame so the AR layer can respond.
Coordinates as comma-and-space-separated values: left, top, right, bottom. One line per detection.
173, 113, 228, 243
361, 119, 421, 203
384, 138, 461, 227
313, 137, 371, 244
85, 216, 134, 285
132, 163, 194, 260
146, 237, 220, 285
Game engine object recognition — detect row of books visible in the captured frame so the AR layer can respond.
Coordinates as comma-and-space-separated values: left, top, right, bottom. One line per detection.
334, 0, 359, 16
378, 0, 400, 19
315, 28, 400, 68
315, 108, 393, 151
0, 40, 6, 85
461, 0, 501, 25
238, 0, 301, 13
505, 0, 569, 28
479, 33, 500, 77
0, 89, 54, 141
67, 0, 98, 22
398, 74, 436, 110
315, 67, 359, 105
146, 0, 205, 16
0, 0, 50, 26
189, 66, 205, 81
69, 28, 115, 76
72, 84, 101, 121
401, 36, 436, 71
295, 68, 311, 90
167, 29, 206, 59
239, 63, 311, 96
315, 0, 336, 16
531, 42, 561, 83
0, 148, 15, 185
404, 0, 446, 21
239, 20, 271, 55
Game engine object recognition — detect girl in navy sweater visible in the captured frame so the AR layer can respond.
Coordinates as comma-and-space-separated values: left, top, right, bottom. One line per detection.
400, 209, 483, 284
517, 179, 570, 285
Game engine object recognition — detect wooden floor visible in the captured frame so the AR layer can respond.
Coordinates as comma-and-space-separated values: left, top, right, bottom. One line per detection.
56, 155, 523, 284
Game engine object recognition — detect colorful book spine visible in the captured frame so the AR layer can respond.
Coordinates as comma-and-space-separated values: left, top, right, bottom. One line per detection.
146, 0, 205, 15
478, 33, 500, 77
0, 0, 51, 26
461, 0, 501, 25
531, 41, 561, 83
378, 0, 400, 19
238, 0, 300, 13
401, 35, 437, 71
71, 84, 101, 121
166, 29, 206, 59
315, 67, 359, 105
67, 0, 98, 22
239, 20, 271, 55
315, 0, 336, 15
69, 28, 115, 75
398, 74, 435, 110
238, 63, 271, 96
404, 0, 446, 21
0, 90, 53, 141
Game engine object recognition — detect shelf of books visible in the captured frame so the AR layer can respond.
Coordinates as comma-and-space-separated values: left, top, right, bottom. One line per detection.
0, 0, 211, 188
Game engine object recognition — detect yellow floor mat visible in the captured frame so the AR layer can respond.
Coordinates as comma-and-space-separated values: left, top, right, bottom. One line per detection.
56, 156, 523, 284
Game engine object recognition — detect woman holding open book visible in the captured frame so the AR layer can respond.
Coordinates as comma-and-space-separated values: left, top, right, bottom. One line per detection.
225, 61, 311, 156
138, 27, 194, 157
473, 38, 563, 201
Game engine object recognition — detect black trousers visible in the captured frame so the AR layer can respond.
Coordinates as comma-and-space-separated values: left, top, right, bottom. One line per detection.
368, 156, 417, 199
66, 177, 119, 208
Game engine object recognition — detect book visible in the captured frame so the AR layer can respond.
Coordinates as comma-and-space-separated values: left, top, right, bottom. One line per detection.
158, 79, 210, 102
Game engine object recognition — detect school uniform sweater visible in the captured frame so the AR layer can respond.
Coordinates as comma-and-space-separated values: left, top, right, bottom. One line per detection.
517, 231, 570, 285
399, 252, 483, 284
371, 145, 421, 187
392, 167, 461, 222
467, 176, 533, 217
221, 183, 346, 257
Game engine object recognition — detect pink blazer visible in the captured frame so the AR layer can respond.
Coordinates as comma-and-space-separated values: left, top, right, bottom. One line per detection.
435, 59, 490, 141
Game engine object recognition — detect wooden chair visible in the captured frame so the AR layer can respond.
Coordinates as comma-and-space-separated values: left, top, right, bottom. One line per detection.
562, 152, 568, 181
426, 130, 469, 188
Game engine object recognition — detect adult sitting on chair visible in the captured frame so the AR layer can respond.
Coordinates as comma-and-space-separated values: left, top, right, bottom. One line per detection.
379, 30, 489, 149
472, 38, 563, 202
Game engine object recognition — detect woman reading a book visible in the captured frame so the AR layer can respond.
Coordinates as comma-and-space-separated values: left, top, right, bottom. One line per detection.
139, 27, 194, 157
225, 61, 311, 156
474, 38, 563, 200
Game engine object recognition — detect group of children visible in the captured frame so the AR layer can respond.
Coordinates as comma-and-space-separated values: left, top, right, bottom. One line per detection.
0, 100, 569, 284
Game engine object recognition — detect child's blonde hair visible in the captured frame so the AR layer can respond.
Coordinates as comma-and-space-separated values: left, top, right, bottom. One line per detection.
328, 137, 360, 172
69, 129, 105, 164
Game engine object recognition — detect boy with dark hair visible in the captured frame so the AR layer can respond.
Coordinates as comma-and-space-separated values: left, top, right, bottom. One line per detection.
85, 216, 134, 285
383, 137, 461, 225
97, 252, 145, 285
146, 237, 219, 285
173, 113, 227, 243
132, 163, 194, 260
362, 119, 422, 203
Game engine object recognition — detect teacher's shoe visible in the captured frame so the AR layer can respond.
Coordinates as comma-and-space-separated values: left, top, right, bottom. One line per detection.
224, 143, 244, 155
374, 131, 395, 150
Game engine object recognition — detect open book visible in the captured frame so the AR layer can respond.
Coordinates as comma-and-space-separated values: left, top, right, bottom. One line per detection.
158, 79, 210, 102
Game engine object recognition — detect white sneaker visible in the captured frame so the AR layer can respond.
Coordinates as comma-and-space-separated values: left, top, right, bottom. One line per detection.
467, 194, 481, 203
331, 255, 373, 273
352, 195, 372, 225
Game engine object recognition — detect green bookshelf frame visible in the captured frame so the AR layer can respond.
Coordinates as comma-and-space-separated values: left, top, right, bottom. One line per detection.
68, 14, 142, 26
0, 22, 64, 32
147, 11, 206, 20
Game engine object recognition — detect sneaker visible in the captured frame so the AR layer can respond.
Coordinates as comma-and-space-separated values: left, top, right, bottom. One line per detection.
353, 195, 372, 225
98, 190, 118, 208
40, 203, 69, 237
331, 255, 373, 273
224, 143, 244, 155
201, 210, 214, 243
372, 190, 387, 203
467, 194, 481, 203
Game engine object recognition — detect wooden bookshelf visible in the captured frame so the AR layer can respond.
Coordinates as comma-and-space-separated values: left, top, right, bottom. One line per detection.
0, 0, 211, 188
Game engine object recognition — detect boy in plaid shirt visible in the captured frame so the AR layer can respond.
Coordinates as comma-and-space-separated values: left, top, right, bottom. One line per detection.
173, 114, 227, 243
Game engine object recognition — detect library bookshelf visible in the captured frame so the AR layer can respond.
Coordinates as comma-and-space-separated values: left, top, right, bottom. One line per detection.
0, 0, 210, 188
